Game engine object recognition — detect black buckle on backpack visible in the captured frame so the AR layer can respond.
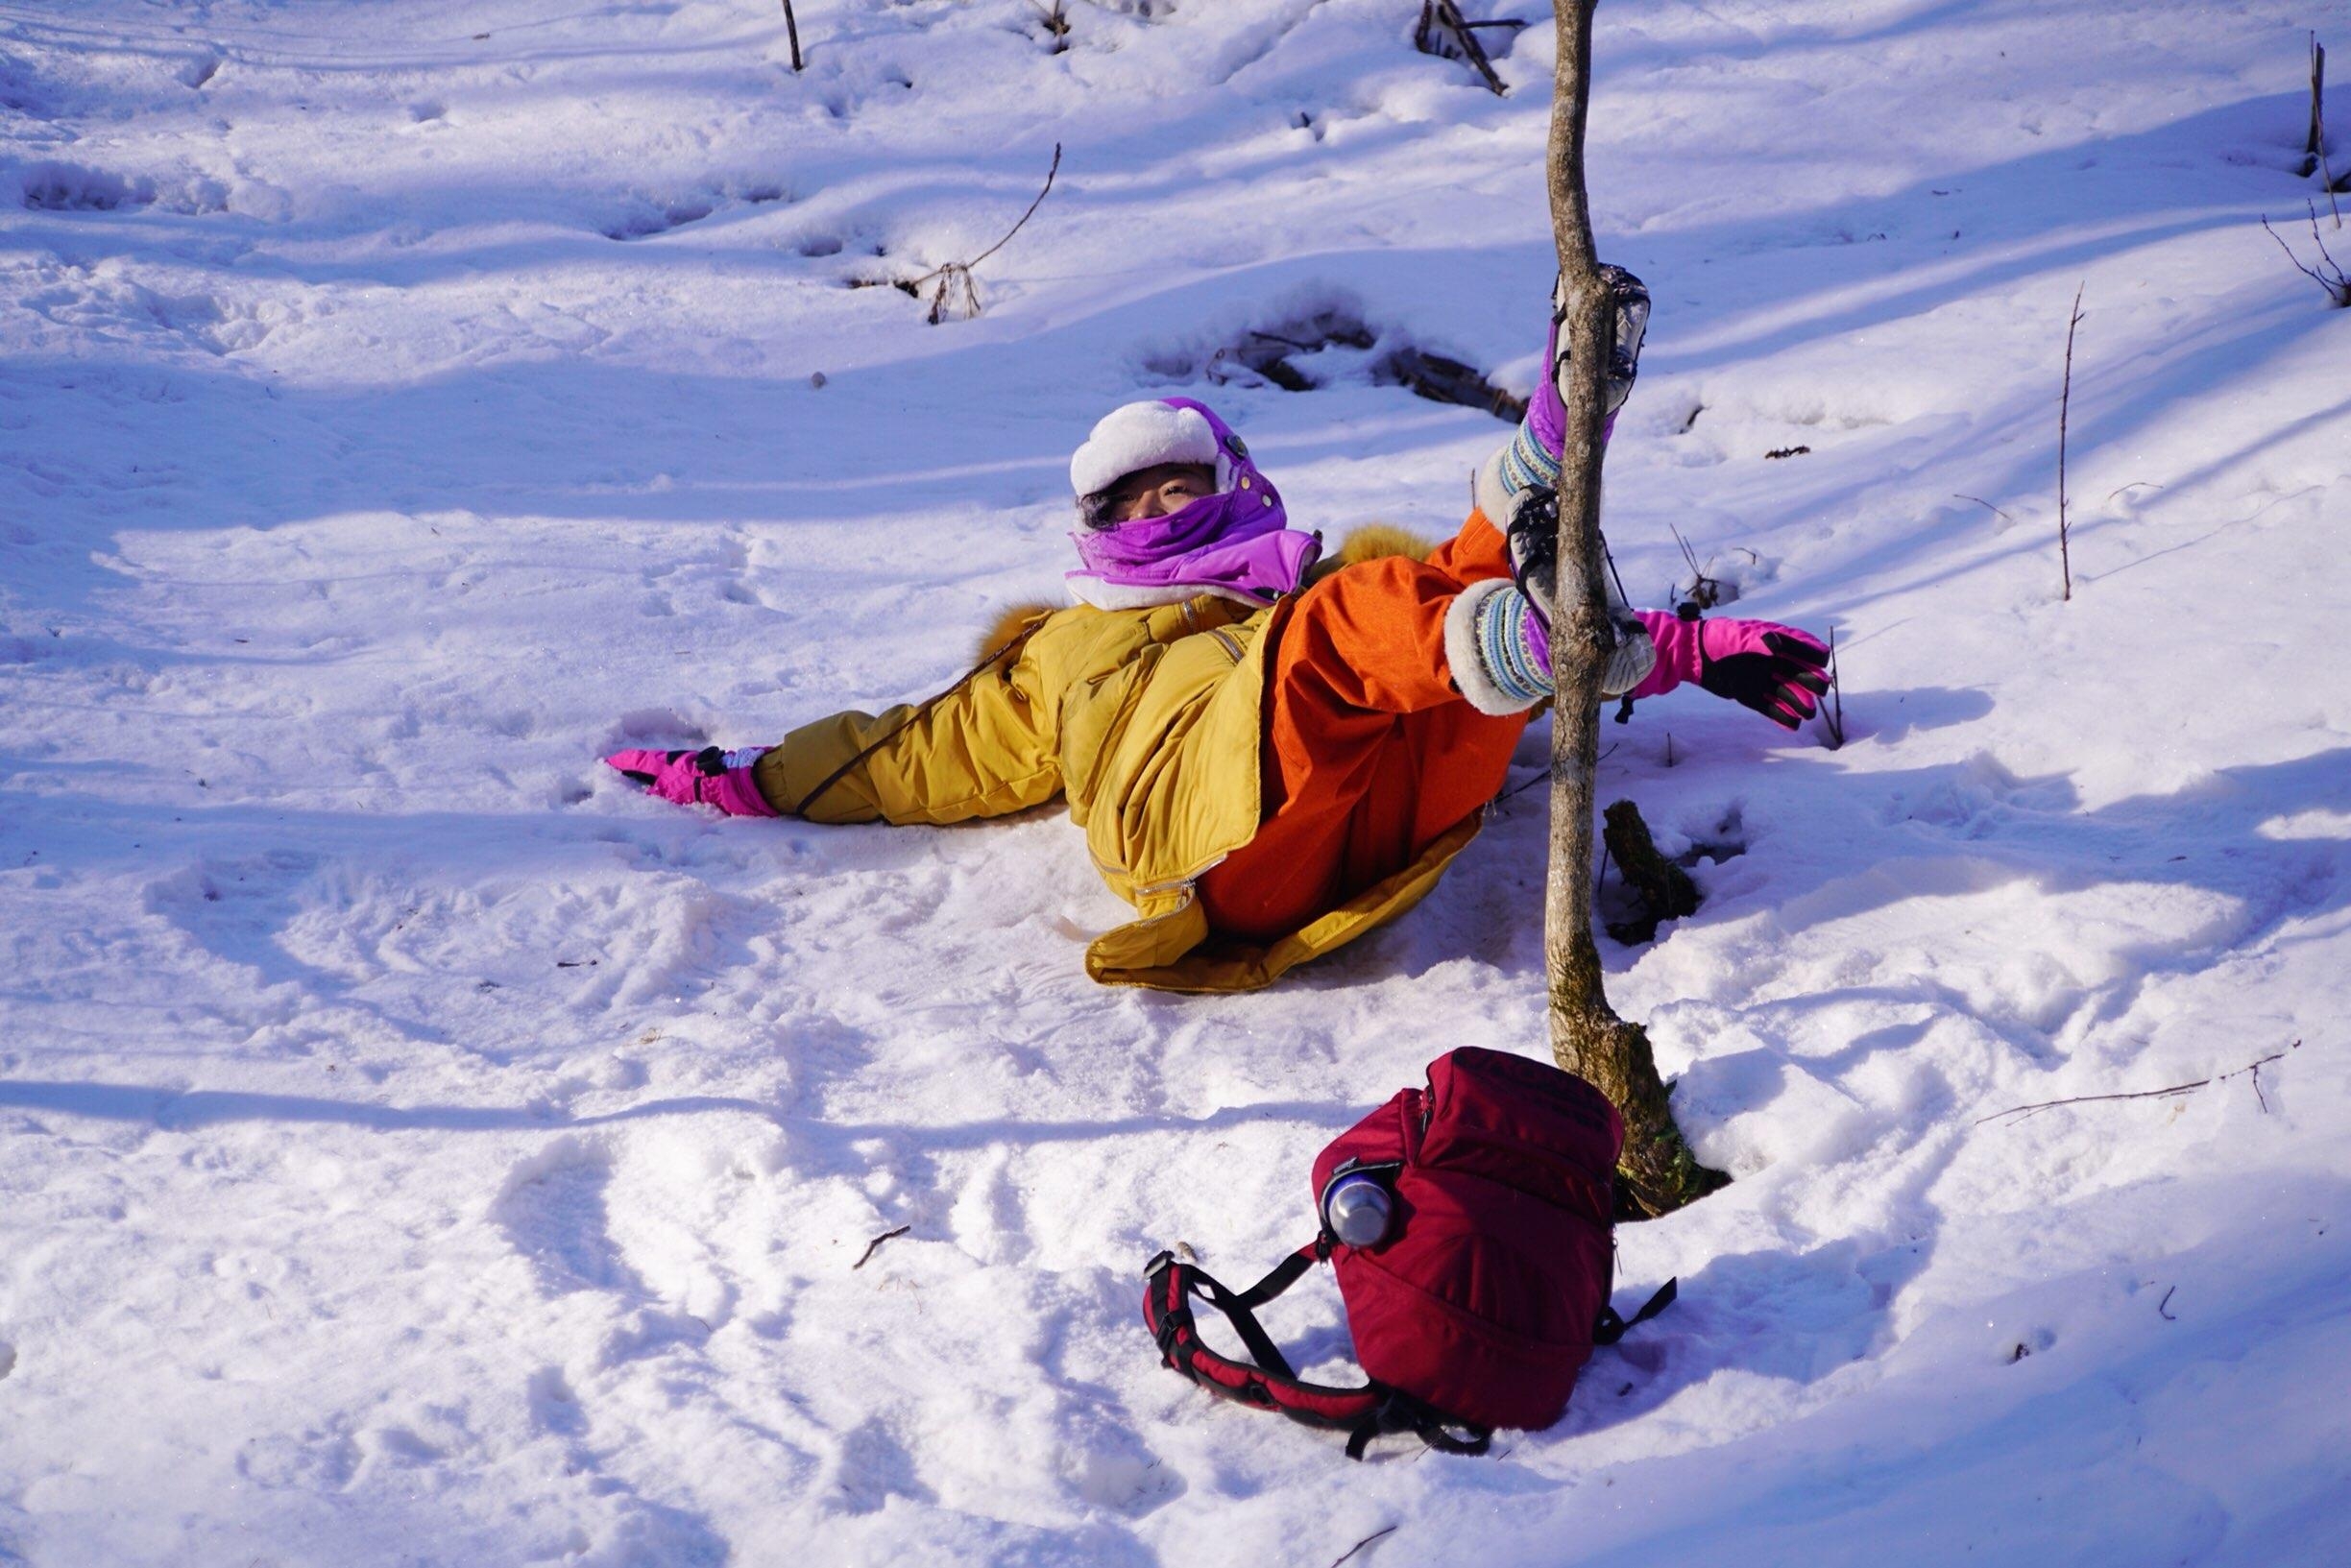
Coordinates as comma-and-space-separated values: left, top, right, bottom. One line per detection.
1145, 1252, 1191, 1365
1152, 1310, 1189, 1365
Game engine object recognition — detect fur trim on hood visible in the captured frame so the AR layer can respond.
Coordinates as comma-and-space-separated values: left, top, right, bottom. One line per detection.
976, 602, 1059, 664
1329, 523, 1433, 568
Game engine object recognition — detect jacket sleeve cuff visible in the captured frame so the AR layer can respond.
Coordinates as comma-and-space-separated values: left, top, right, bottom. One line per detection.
1621, 609, 1691, 699
1445, 579, 1549, 717
1470, 444, 1516, 534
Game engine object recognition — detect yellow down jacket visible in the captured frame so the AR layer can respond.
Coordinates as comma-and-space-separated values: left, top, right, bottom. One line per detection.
751, 588, 1482, 992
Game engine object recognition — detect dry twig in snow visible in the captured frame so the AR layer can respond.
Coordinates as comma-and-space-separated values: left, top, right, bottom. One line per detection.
2263, 204, 2351, 306
853, 1224, 911, 1269
1028, 0, 1072, 53
911, 143, 1063, 323
2057, 282, 2085, 600
1328, 1525, 1398, 1567
1976, 1042, 2300, 1125
1953, 494, 2015, 525
2303, 33, 2344, 220
1821, 625, 1846, 749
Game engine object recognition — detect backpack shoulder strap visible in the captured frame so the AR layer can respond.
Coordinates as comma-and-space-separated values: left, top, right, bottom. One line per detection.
1145, 1245, 1373, 1424
1142, 1247, 1492, 1460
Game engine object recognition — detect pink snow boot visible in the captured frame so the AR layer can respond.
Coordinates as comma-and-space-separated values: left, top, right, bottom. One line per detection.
603, 746, 781, 817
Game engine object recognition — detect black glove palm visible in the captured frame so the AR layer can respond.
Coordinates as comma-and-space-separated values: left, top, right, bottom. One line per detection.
1696, 630, 1831, 730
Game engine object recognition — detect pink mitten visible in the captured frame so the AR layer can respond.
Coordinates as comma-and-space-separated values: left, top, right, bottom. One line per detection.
604, 747, 780, 817
1629, 611, 1830, 730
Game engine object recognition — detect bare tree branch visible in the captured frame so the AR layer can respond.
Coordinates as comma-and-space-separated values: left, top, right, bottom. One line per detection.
2306, 34, 2342, 221
1821, 624, 1846, 749
964, 142, 1063, 272
2057, 283, 2085, 601
853, 1224, 911, 1268
2263, 205, 2351, 305
909, 143, 1064, 323
1976, 1043, 2298, 1125
1953, 494, 2014, 525
1328, 1526, 1399, 1568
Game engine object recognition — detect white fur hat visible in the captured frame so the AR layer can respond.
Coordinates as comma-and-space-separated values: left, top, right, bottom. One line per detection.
1070, 400, 1223, 497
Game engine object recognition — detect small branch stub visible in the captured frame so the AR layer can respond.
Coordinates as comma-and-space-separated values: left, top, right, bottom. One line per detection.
1028, 0, 1071, 54
2304, 33, 2346, 213
1821, 625, 1846, 749
781, 0, 804, 72
1328, 1526, 1399, 1568
853, 1224, 911, 1269
1954, 494, 2015, 526
2306, 33, 2326, 179
1601, 800, 1699, 945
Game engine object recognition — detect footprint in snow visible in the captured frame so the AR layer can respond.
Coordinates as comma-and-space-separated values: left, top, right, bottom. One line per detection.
828, 1416, 937, 1516
526, 1365, 589, 1438
493, 1137, 647, 1299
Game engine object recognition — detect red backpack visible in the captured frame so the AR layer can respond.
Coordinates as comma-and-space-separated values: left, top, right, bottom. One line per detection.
1143, 1047, 1676, 1458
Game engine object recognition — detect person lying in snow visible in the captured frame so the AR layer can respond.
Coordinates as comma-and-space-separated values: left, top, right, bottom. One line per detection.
607, 275, 1829, 992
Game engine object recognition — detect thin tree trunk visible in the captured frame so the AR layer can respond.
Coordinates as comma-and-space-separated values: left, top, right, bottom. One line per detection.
1543, 0, 1725, 1217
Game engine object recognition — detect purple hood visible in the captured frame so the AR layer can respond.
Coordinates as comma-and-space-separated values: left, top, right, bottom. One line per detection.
1066, 398, 1321, 610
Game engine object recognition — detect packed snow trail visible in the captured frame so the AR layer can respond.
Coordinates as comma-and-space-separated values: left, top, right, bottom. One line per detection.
2, 1, 2346, 1562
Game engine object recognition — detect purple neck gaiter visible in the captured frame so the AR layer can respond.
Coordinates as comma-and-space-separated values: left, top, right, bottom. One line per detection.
1067, 398, 1321, 608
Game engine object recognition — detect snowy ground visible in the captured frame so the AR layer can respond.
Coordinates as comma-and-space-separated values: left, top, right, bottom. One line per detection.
3, 0, 2347, 1562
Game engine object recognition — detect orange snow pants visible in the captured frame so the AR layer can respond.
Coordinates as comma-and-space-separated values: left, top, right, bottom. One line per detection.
1198, 511, 1533, 945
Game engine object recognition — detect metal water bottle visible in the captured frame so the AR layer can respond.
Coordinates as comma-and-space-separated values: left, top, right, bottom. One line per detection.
1322, 1172, 1394, 1249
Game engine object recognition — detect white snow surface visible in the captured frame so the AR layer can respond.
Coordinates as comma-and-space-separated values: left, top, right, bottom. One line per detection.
3, 0, 2347, 1562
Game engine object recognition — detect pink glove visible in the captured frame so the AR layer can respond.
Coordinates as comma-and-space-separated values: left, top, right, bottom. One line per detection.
604, 747, 780, 817
1629, 610, 1830, 730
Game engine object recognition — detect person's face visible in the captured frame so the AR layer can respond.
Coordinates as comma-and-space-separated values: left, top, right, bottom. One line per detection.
1104, 462, 1218, 522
